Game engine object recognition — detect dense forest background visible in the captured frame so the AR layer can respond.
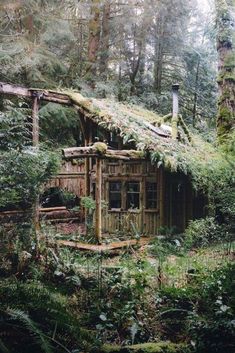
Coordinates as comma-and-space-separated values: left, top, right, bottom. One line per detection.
0, 0, 219, 144
0, 1, 234, 353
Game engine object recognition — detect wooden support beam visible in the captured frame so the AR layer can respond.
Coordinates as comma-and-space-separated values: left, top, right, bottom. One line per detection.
62, 145, 144, 160
0, 81, 71, 105
159, 167, 165, 228
95, 158, 102, 243
0, 82, 31, 97
31, 96, 40, 251
79, 115, 91, 236
32, 96, 39, 146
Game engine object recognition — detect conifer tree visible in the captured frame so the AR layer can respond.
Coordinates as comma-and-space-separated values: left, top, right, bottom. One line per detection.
215, 0, 235, 143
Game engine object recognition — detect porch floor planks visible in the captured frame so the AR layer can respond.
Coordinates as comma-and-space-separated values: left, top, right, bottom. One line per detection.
57, 237, 151, 252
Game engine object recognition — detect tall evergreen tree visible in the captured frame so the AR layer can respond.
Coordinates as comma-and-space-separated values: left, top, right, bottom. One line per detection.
215, 0, 235, 143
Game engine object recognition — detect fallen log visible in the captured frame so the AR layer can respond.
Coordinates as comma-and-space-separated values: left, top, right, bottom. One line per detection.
40, 206, 67, 212
57, 237, 150, 252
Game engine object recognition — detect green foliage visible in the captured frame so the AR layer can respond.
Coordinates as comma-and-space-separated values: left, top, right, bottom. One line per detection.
97, 342, 190, 353
187, 263, 235, 353
0, 106, 31, 150
0, 149, 59, 210
0, 278, 97, 353
39, 103, 80, 147
81, 196, 96, 211
86, 256, 156, 344
0, 106, 60, 210
183, 217, 226, 249
149, 234, 183, 264
0, 308, 52, 353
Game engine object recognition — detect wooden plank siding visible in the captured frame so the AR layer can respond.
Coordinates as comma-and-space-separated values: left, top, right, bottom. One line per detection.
41, 159, 196, 236
102, 160, 160, 235
45, 160, 85, 198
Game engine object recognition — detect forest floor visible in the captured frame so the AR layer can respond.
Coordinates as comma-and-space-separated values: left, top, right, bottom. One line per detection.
50, 218, 234, 288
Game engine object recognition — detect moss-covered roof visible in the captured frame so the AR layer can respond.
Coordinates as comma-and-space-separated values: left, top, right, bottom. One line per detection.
63, 91, 226, 186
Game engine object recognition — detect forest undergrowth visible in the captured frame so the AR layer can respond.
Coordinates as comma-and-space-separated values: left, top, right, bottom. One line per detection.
0, 222, 234, 353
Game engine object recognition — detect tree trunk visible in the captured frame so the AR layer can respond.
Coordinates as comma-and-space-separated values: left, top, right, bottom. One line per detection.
99, 0, 111, 79
154, 16, 164, 94
215, 0, 235, 144
192, 56, 201, 127
87, 0, 101, 79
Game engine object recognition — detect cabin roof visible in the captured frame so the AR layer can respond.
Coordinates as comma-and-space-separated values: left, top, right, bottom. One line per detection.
0, 81, 225, 184
64, 91, 222, 177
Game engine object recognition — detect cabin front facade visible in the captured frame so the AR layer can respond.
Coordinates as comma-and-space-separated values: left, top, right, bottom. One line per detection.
0, 81, 207, 238
48, 150, 205, 236
95, 159, 195, 235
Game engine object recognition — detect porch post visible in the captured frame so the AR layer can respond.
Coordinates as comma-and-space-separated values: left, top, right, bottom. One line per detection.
32, 96, 40, 249
95, 157, 102, 243
32, 96, 39, 146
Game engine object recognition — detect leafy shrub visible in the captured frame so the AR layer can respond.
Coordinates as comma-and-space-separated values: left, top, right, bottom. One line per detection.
188, 263, 235, 353
0, 279, 97, 353
183, 217, 225, 249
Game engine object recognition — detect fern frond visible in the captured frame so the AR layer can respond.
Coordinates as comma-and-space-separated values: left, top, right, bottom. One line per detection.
6, 308, 53, 353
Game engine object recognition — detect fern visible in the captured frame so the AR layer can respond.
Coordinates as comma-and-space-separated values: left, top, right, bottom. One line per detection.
0, 279, 96, 352
6, 308, 52, 353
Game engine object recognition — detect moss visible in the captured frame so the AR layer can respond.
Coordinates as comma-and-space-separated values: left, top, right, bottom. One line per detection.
218, 89, 232, 101
217, 71, 235, 84
28, 86, 226, 186
98, 342, 190, 353
93, 142, 108, 154
224, 52, 235, 69
219, 106, 233, 120
100, 345, 124, 353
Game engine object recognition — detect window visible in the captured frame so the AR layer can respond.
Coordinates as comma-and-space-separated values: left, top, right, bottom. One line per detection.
146, 182, 157, 209
109, 182, 122, 209
127, 182, 140, 209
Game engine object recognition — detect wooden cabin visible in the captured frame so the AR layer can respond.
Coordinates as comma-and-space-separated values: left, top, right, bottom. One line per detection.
0, 82, 207, 240
56, 147, 206, 238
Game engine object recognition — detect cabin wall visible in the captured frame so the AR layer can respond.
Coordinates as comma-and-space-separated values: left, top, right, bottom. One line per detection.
101, 160, 161, 235
45, 160, 85, 198
42, 159, 204, 235
163, 172, 207, 233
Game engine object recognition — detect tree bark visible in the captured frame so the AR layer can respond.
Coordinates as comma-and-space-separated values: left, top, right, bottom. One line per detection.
87, 0, 101, 78
154, 15, 164, 94
215, 0, 235, 144
99, 0, 111, 79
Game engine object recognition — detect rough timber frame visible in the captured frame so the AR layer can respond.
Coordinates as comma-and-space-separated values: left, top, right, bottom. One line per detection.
0, 81, 147, 243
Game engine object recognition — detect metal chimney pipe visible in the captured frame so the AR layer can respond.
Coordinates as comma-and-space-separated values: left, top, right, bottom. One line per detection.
172, 83, 179, 117
172, 84, 179, 139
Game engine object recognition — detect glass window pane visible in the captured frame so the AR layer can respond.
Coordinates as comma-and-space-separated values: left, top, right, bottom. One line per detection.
146, 182, 157, 209
127, 182, 140, 192
127, 182, 140, 209
109, 182, 122, 209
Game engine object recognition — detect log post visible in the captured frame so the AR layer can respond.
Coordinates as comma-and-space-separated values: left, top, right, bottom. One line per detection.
159, 167, 164, 229
32, 96, 40, 250
95, 157, 102, 243
172, 83, 179, 139
32, 96, 39, 146
80, 115, 91, 234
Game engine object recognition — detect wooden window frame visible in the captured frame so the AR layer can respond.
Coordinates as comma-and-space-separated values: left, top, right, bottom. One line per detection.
107, 179, 141, 212
145, 181, 158, 210
109, 181, 122, 210
126, 181, 140, 210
